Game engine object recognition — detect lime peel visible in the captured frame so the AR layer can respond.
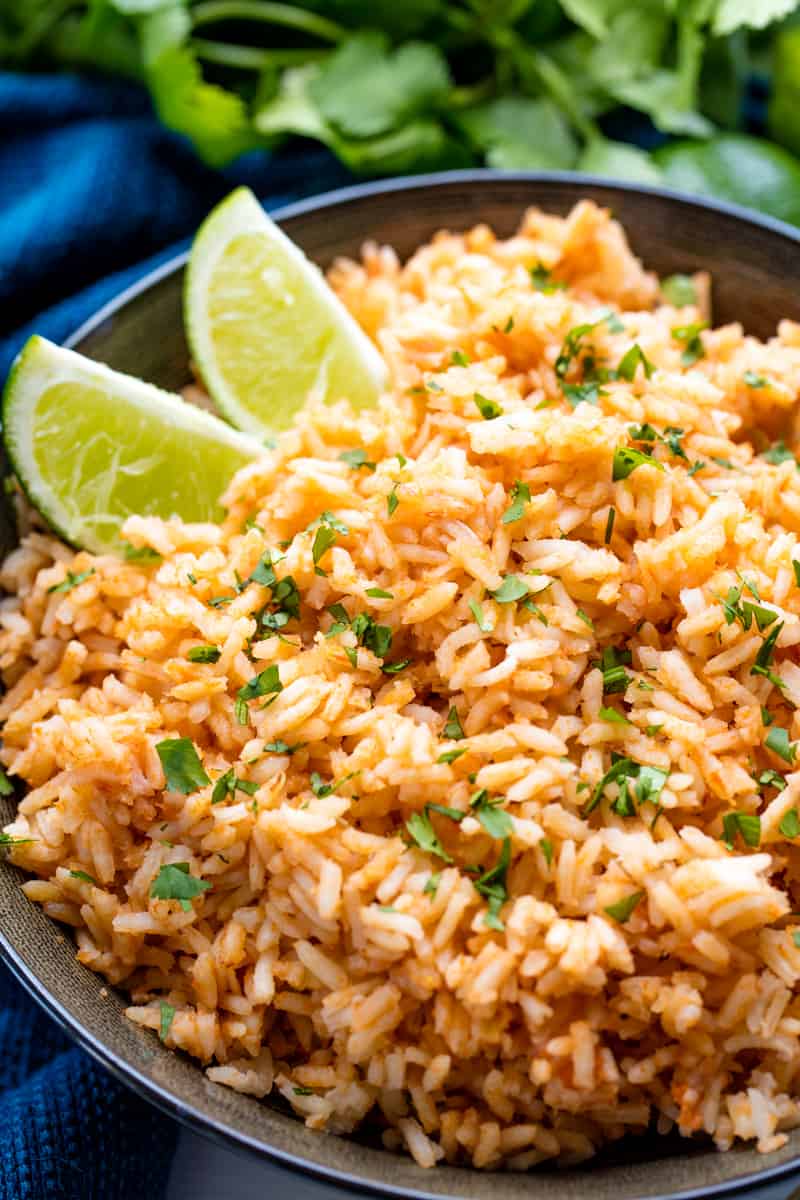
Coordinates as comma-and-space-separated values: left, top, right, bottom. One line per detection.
185, 187, 389, 437
3, 336, 262, 555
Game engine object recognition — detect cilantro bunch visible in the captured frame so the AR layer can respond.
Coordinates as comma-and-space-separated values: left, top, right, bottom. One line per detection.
3, 1, 800, 223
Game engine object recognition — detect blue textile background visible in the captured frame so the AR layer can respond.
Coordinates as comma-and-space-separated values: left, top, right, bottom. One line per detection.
0, 68, 350, 1200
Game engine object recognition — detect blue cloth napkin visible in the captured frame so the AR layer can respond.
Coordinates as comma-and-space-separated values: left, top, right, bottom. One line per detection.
0, 67, 351, 1200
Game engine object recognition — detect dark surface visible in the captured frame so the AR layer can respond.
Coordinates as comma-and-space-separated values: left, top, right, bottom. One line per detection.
4, 172, 800, 1200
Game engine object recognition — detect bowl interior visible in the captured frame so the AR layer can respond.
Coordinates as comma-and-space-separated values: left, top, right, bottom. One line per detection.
4, 173, 800, 1200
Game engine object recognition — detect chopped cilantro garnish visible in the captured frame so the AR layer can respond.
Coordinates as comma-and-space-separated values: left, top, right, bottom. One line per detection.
762, 440, 795, 465
766, 725, 796, 763
473, 837, 511, 930
237, 664, 283, 709
473, 393, 503, 420
427, 803, 465, 823
339, 448, 376, 471
661, 274, 696, 307
187, 645, 221, 664
469, 599, 491, 632
583, 755, 667, 815
744, 370, 768, 389
264, 740, 303, 755
0, 833, 33, 848
366, 587, 394, 599
757, 768, 785, 790
711, 456, 735, 470
598, 646, 632, 694
150, 862, 211, 911
211, 768, 257, 805
159, 1000, 175, 1042
540, 838, 553, 866
311, 770, 360, 799
47, 568, 95, 595
437, 748, 467, 765
599, 706, 631, 725
0, 766, 13, 797
293, 1086, 314, 1096
311, 524, 338, 567
616, 343, 654, 382
69, 869, 96, 884
423, 872, 441, 898
613, 446, 664, 481
208, 595, 233, 608
672, 320, 708, 366
472, 794, 512, 838
687, 461, 705, 477
604, 891, 644, 924
451, 349, 470, 367
779, 808, 800, 838
443, 705, 465, 740
406, 810, 452, 862
490, 575, 529, 604
156, 738, 210, 794
794, 561, 800, 588
721, 811, 761, 849
382, 658, 411, 674
576, 608, 594, 629
386, 484, 399, 517
561, 381, 605, 407
501, 480, 531, 525
530, 262, 565, 293
122, 542, 162, 564
751, 620, 784, 688
604, 506, 616, 544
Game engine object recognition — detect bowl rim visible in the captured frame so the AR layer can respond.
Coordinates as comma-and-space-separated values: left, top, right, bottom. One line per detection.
5, 167, 800, 1200
64, 167, 800, 352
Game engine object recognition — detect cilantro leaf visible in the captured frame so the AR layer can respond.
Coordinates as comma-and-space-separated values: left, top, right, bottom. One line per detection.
762, 440, 796, 464
473, 797, 513, 838
616, 343, 654, 381
69, 869, 96, 885
423, 872, 441, 898
661, 274, 696, 306
540, 838, 553, 866
156, 738, 210, 795
562, 381, 605, 407
47, 568, 95, 595
766, 725, 797, 763
531, 262, 566, 293
443, 706, 465, 740
122, 542, 162, 564
501, 481, 531, 525
672, 321, 708, 366
599, 705, 631, 725
473, 393, 503, 420
406, 811, 452, 862
312, 524, 338, 567
779, 808, 800, 838
237, 665, 283, 704
745, 371, 769, 389
187, 645, 221, 664
308, 33, 450, 140
339, 448, 376, 471
604, 890, 644, 923
490, 575, 530, 604
437, 748, 467, 764
722, 811, 761, 849
0, 766, 13, 797
613, 446, 664, 481
469, 600, 491, 632
150, 862, 211, 911
159, 1000, 175, 1042
366, 588, 394, 599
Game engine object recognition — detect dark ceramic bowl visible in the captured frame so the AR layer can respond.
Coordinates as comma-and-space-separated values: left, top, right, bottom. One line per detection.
4, 172, 800, 1200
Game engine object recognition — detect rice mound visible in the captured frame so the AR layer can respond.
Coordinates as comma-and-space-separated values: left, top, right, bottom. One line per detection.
6, 201, 800, 1169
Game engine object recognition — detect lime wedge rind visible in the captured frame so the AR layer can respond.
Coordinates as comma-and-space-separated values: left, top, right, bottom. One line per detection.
185, 186, 389, 437
3, 336, 262, 555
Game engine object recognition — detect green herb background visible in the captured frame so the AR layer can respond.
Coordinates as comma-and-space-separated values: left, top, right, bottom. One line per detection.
4, 1, 800, 222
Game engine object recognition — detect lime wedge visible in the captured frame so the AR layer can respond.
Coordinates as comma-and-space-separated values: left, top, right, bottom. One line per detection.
185, 187, 388, 437
3, 336, 262, 554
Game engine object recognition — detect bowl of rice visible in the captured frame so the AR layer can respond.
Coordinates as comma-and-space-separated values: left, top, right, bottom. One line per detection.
4, 171, 800, 1200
